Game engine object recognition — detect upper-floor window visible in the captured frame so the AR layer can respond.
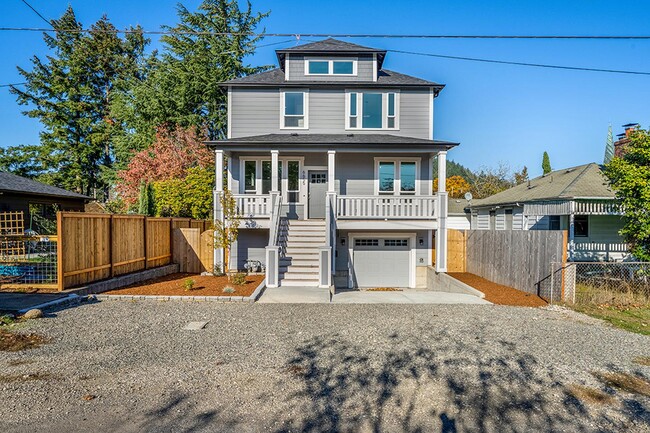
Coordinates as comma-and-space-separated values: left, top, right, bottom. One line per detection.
375, 158, 419, 195
346, 91, 399, 130
305, 58, 357, 76
281, 90, 308, 129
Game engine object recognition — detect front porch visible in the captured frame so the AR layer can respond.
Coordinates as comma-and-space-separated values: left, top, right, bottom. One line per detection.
208, 136, 457, 288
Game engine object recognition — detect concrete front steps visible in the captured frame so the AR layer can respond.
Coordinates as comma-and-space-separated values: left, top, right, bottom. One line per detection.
279, 219, 326, 287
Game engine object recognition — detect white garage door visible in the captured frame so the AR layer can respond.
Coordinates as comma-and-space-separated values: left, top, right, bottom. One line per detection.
352, 238, 411, 288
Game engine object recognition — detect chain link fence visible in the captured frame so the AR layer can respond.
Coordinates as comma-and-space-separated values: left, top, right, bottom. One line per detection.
549, 261, 650, 306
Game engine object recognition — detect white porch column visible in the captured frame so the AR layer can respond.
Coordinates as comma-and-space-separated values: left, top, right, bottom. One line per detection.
271, 150, 279, 193
327, 150, 336, 193
568, 201, 575, 261
213, 149, 225, 273
437, 150, 447, 193
326, 150, 337, 275
435, 150, 448, 272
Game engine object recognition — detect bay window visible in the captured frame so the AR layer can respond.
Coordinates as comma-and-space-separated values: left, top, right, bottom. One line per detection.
347, 91, 399, 130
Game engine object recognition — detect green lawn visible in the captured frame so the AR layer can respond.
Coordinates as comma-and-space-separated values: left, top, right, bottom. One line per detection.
573, 305, 650, 335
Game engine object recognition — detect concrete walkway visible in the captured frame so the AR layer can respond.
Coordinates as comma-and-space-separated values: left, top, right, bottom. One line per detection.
332, 290, 491, 304
257, 286, 490, 304
257, 286, 331, 303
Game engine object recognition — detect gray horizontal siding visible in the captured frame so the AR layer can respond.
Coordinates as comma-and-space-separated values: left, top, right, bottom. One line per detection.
287, 54, 375, 82
230, 88, 432, 139
232, 229, 268, 271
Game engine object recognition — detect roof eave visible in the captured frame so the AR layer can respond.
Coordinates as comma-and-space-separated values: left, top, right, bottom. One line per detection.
219, 81, 445, 90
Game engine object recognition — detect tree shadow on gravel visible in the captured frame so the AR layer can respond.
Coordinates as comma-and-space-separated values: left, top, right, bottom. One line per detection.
275, 331, 649, 433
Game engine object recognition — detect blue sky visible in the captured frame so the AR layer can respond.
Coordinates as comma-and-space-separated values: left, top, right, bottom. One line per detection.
0, 0, 648, 178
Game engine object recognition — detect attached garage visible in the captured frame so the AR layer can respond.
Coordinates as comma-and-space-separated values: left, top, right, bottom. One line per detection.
349, 234, 415, 288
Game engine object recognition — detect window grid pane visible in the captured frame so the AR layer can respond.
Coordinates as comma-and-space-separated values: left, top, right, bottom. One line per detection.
362, 93, 383, 128
400, 162, 416, 192
288, 161, 299, 192
378, 162, 395, 192
244, 161, 256, 192
388, 93, 395, 116
333, 61, 353, 74
308, 61, 329, 74
284, 92, 304, 115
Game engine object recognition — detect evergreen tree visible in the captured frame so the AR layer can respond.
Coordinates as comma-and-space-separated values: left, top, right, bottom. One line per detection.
112, 0, 270, 149
604, 124, 615, 164
542, 151, 552, 174
9, 7, 147, 198
604, 128, 650, 260
137, 181, 155, 216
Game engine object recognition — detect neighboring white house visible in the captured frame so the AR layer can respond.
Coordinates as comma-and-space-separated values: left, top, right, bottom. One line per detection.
448, 198, 471, 230
207, 38, 459, 289
469, 163, 628, 262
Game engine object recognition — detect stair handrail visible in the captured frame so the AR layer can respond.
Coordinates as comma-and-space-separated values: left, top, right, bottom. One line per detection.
269, 194, 283, 246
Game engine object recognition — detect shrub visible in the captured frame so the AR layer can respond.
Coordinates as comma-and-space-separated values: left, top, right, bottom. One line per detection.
183, 278, 195, 291
222, 286, 235, 294
231, 272, 247, 286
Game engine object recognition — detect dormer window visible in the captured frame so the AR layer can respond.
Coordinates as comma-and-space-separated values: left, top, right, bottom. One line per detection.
305, 58, 357, 76
346, 90, 399, 130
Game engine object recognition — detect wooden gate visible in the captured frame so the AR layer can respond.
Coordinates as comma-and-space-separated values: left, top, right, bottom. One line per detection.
447, 229, 467, 272
172, 228, 214, 273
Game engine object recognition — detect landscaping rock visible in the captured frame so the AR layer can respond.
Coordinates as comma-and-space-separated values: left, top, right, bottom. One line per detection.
22, 309, 43, 320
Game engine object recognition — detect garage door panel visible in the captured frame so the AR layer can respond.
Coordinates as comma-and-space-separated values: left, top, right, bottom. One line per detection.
353, 238, 410, 288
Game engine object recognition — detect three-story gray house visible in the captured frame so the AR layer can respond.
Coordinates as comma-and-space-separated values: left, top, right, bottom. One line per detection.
207, 39, 458, 289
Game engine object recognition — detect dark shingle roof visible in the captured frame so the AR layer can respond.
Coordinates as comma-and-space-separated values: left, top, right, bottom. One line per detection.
206, 134, 458, 151
276, 38, 387, 70
0, 171, 90, 200
277, 38, 385, 54
471, 163, 615, 208
222, 68, 442, 89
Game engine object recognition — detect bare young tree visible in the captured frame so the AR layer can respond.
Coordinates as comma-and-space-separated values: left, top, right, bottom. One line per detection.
211, 188, 241, 277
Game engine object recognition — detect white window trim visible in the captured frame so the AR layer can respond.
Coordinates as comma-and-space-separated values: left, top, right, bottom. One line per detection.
347, 232, 417, 289
304, 58, 358, 76
239, 157, 305, 203
345, 90, 400, 130
373, 157, 420, 195
280, 89, 309, 130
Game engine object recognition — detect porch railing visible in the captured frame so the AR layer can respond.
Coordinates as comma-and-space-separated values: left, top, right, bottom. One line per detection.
336, 195, 438, 219
575, 200, 621, 215
233, 194, 270, 218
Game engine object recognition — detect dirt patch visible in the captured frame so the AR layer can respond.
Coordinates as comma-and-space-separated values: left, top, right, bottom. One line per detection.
633, 356, 650, 367
593, 371, 650, 397
0, 329, 48, 352
103, 273, 264, 297
0, 372, 54, 383
448, 273, 547, 307
566, 385, 615, 405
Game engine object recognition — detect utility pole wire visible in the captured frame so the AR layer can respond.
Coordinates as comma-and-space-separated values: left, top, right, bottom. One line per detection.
1, 27, 650, 39
389, 49, 650, 76
19, 0, 52, 27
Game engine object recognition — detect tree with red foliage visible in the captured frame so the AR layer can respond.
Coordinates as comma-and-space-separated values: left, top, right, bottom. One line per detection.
116, 126, 213, 207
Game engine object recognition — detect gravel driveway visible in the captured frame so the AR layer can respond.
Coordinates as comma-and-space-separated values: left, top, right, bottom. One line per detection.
1, 300, 649, 433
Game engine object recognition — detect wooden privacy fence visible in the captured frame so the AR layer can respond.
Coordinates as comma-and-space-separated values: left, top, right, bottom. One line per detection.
57, 212, 210, 290
453, 229, 567, 298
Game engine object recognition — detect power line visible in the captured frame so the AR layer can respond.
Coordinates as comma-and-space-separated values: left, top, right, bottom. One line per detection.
389, 49, 650, 76
0, 82, 26, 88
19, 1, 52, 27
0, 27, 650, 39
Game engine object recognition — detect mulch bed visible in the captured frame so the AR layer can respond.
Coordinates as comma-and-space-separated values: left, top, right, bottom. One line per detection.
103, 273, 264, 298
448, 273, 548, 307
